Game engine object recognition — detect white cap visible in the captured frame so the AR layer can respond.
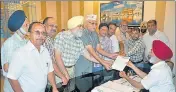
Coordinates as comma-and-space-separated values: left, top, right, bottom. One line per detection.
86, 14, 97, 21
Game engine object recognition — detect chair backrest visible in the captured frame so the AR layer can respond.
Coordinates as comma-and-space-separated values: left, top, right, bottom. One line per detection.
166, 61, 174, 71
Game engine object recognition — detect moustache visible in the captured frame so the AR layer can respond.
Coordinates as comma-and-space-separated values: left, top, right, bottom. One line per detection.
51, 29, 56, 32
36, 39, 44, 41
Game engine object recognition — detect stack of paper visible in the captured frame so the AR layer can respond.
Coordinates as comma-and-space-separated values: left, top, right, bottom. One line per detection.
111, 56, 130, 71
91, 75, 141, 92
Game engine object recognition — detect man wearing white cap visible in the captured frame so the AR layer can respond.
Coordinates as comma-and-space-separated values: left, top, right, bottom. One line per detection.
54, 16, 98, 91
1, 10, 29, 92
120, 40, 175, 92
77, 14, 117, 73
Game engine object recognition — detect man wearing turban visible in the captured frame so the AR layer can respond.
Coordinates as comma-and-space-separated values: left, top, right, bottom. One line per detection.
120, 40, 175, 92
54, 16, 98, 91
1, 10, 29, 92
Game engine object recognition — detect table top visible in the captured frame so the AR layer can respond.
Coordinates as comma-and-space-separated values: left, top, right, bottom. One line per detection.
47, 69, 149, 92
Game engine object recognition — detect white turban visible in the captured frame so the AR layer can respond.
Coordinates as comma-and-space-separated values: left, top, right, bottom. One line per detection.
86, 14, 97, 21
67, 16, 84, 30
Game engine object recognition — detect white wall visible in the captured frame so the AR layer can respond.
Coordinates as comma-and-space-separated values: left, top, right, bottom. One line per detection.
163, 1, 175, 86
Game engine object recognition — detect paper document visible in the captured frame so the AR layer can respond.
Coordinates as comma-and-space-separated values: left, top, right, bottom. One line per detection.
111, 56, 130, 71
91, 76, 141, 92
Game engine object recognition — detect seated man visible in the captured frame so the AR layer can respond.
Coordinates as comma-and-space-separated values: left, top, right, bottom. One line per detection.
119, 40, 175, 92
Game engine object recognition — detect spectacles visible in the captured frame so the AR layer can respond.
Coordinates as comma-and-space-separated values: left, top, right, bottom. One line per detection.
88, 21, 97, 26
47, 24, 58, 28
32, 30, 47, 37
120, 25, 128, 28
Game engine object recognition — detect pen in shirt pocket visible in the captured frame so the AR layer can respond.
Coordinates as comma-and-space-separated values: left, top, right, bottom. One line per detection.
46, 62, 48, 67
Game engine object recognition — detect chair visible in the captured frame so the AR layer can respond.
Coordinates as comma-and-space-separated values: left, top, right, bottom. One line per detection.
166, 61, 174, 71
166, 61, 175, 78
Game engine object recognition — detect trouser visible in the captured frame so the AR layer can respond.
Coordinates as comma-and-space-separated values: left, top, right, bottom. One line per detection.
46, 66, 75, 92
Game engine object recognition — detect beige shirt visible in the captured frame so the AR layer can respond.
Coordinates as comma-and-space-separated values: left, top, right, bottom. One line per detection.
116, 28, 130, 54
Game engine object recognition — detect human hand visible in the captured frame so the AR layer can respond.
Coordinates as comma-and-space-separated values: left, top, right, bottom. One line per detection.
61, 76, 69, 85
119, 71, 128, 79
127, 61, 134, 68
102, 60, 113, 70
65, 74, 70, 80
52, 87, 59, 92
109, 53, 118, 60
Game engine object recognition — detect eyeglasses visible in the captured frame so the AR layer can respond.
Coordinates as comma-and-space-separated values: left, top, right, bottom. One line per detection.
120, 25, 128, 28
88, 21, 97, 26
32, 30, 47, 37
47, 24, 58, 28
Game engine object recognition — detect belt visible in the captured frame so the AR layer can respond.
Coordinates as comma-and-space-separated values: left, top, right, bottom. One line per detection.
133, 60, 143, 64
65, 66, 74, 68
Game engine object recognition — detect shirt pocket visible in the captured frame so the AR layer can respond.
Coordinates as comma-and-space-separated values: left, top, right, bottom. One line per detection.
43, 61, 49, 75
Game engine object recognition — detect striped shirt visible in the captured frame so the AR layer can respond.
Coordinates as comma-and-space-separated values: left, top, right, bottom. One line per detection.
43, 36, 55, 62
99, 36, 113, 60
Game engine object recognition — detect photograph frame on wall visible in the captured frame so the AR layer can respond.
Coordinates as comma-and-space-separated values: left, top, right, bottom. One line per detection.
100, 1, 144, 27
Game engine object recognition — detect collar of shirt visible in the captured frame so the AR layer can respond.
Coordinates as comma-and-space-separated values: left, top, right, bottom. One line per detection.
46, 36, 52, 40
99, 36, 109, 41
99, 36, 104, 40
84, 28, 94, 35
46, 36, 54, 43
26, 41, 45, 53
14, 32, 25, 41
129, 38, 141, 43
151, 61, 166, 70
67, 30, 75, 38
145, 29, 160, 37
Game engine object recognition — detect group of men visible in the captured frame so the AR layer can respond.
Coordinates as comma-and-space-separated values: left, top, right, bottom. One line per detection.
1, 9, 175, 92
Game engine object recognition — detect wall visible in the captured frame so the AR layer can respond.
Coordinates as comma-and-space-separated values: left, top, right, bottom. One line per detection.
163, 1, 175, 86
34, 1, 165, 32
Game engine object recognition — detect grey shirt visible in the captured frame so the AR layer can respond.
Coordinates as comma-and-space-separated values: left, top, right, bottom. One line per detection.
80, 29, 100, 49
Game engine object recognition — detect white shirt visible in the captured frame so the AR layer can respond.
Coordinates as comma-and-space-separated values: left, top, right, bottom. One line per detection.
1, 32, 27, 92
143, 30, 170, 60
7, 41, 54, 92
110, 35, 119, 53
141, 61, 175, 92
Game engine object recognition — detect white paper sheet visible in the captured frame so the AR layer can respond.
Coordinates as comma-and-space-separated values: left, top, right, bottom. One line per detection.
111, 56, 130, 71
91, 75, 141, 92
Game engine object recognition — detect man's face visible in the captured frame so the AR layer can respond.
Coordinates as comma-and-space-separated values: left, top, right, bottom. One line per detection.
45, 18, 57, 37
131, 30, 140, 40
99, 26, 108, 37
71, 25, 83, 38
86, 20, 97, 31
108, 24, 116, 36
147, 22, 157, 34
119, 22, 128, 33
30, 23, 46, 47
127, 28, 132, 35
